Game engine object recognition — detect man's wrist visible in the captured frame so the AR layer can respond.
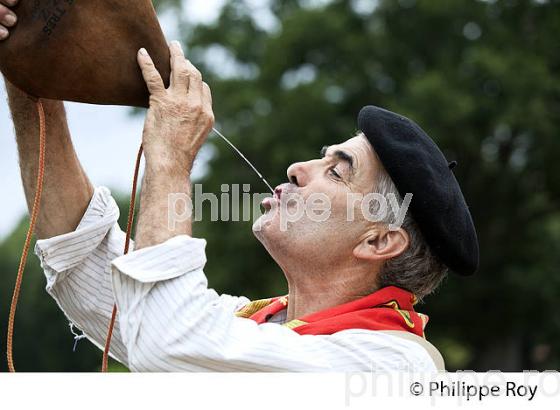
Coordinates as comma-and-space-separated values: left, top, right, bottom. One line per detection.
134, 157, 193, 250
144, 151, 194, 178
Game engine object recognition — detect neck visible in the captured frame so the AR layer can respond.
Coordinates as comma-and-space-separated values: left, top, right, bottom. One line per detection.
284, 264, 379, 322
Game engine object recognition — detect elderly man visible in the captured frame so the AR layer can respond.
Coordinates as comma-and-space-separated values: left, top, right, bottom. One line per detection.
2, 3, 477, 372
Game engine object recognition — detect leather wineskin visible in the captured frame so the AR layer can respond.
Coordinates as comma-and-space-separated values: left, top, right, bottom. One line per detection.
0, 0, 170, 108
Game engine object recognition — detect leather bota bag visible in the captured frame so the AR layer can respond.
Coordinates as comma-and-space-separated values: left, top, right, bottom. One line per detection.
0, 0, 170, 107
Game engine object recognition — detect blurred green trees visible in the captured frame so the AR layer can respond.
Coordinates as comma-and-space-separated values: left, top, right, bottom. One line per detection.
1, 0, 559, 371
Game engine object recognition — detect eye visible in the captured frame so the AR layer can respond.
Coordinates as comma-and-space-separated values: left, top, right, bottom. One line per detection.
329, 167, 341, 179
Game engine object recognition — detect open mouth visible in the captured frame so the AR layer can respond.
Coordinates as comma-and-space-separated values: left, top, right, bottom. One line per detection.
261, 184, 289, 211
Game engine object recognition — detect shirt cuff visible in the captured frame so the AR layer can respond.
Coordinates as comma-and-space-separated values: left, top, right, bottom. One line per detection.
111, 235, 207, 283
34, 186, 120, 284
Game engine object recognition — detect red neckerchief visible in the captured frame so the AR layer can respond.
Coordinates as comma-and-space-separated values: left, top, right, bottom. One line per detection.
235, 286, 429, 338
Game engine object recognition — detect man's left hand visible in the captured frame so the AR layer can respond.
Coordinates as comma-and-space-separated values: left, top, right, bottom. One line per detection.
137, 41, 214, 175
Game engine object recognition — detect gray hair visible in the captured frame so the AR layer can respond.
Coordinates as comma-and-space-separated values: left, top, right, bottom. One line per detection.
359, 132, 449, 301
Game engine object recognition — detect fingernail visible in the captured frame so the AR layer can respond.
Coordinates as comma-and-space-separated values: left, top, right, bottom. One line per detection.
0, 27, 8, 40
139, 48, 148, 56
3, 13, 17, 27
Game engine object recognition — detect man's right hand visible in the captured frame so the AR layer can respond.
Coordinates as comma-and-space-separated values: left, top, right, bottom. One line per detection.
0, 0, 18, 40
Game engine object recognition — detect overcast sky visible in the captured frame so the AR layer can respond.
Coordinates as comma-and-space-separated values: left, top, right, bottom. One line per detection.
0, 0, 229, 239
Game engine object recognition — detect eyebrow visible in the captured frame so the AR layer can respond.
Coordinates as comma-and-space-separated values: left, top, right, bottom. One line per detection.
320, 145, 355, 173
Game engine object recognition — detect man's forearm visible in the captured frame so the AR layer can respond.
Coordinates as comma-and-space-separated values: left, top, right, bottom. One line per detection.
133, 42, 213, 250
134, 162, 192, 250
6, 81, 94, 239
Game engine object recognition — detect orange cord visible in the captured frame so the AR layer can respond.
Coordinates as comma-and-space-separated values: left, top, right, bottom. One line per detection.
101, 144, 143, 372
5, 97, 143, 373
6, 99, 47, 372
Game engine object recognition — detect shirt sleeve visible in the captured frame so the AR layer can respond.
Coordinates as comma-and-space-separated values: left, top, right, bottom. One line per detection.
35, 186, 130, 366
110, 236, 438, 372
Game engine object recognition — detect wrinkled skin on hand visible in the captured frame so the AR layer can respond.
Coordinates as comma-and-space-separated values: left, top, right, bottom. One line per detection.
137, 42, 214, 173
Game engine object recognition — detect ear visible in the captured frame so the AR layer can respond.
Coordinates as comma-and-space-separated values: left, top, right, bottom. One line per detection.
353, 226, 410, 263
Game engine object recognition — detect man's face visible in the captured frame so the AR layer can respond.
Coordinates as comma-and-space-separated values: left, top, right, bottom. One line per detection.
253, 134, 381, 269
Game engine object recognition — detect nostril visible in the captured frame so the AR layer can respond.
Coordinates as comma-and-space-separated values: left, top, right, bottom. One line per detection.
290, 175, 299, 186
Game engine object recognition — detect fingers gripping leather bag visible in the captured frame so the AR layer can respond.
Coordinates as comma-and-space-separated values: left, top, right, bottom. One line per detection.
0, 0, 170, 107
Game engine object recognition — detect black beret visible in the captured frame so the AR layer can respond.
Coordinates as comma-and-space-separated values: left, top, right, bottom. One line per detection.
357, 105, 479, 276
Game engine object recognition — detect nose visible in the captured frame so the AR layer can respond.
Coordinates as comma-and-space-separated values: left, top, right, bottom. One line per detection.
286, 161, 309, 187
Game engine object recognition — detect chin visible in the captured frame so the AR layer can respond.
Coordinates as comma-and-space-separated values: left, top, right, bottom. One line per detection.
252, 207, 291, 254
252, 208, 278, 240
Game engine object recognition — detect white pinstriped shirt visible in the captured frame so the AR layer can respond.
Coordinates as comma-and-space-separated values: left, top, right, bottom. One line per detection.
34, 186, 440, 372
